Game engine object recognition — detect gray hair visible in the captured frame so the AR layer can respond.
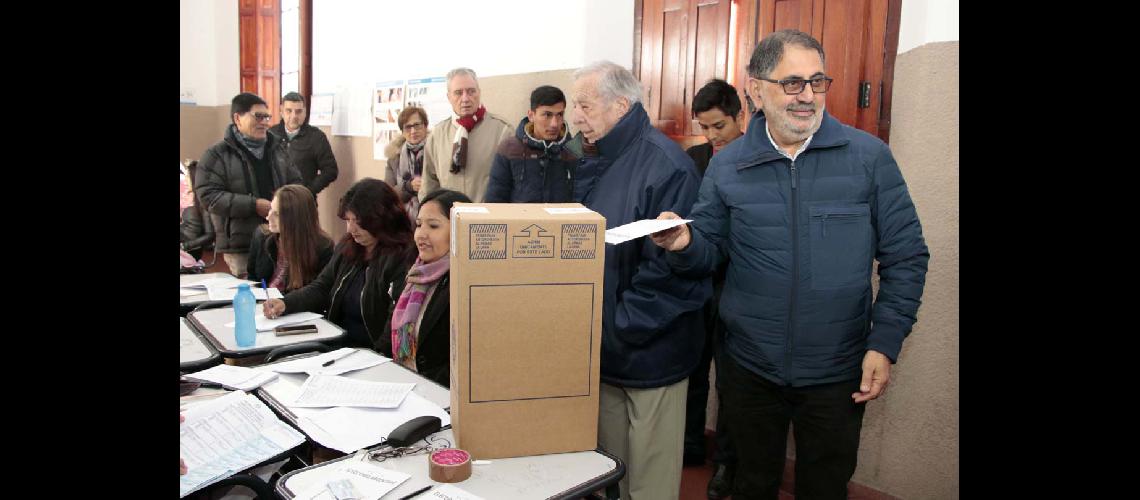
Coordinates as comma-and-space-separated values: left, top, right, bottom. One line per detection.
446, 67, 479, 87
747, 29, 825, 79
573, 61, 643, 106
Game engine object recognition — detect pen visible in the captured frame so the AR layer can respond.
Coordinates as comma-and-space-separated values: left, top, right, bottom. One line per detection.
397, 485, 433, 500
261, 279, 268, 299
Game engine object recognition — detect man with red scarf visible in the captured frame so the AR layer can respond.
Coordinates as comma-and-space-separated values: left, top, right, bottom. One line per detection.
420, 67, 513, 202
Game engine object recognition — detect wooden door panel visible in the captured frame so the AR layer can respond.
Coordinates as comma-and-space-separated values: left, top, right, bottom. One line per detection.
688, 0, 731, 134
240, 16, 257, 74
661, 8, 684, 137
857, 0, 889, 135
819, 0, 862, 129
766, 0, 812, 35
239, 0, 281, 121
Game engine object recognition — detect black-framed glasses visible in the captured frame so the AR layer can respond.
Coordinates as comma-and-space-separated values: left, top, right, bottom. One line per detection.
250, 112, 273, 122
366, 435, 451, 462
757, 76, 833, 95
402, 122, 425, 132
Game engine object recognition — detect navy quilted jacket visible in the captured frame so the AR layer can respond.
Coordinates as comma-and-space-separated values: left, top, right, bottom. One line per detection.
668, 111, 929, 387
576, 102, 711, 388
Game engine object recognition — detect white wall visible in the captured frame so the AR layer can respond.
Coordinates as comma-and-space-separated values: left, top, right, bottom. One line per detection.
180, 0, 239, 106
312, 0, 634, 93
897, 0, 959, 54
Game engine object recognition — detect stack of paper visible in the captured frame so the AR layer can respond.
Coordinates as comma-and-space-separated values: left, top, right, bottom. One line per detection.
264, 348, 388, 376
291, 375, 415, 409
182, 277, 253, 297
295, 392, 451, 454
180, 391, 305, 498
187, 364, 279, 391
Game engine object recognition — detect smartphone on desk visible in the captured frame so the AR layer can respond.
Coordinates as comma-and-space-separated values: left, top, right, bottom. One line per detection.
275, 324, 319, 336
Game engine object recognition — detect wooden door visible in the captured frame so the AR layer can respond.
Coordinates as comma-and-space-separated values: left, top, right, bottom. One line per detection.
240, 0, 281, 121
638, 0, 733, 138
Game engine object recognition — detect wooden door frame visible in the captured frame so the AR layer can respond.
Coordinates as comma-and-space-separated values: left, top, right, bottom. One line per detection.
878, 0, 901, 143
300, 0, 313, 125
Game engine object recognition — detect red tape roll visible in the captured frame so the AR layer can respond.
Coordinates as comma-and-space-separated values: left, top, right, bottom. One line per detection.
428, 448, 472, 483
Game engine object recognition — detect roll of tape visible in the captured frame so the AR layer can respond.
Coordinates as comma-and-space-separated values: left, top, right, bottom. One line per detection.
428, 448, 472, 483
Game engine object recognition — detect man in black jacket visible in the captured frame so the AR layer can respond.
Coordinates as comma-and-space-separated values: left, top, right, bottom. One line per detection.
269, 92, 339, 199
196, 93, 302, 277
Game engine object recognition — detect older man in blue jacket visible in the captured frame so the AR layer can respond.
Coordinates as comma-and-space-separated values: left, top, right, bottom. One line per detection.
571, 61, 710, 500
654, 30, 930, 500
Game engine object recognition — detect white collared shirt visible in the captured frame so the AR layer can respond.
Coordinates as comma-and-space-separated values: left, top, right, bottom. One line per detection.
765, 122, 813, 161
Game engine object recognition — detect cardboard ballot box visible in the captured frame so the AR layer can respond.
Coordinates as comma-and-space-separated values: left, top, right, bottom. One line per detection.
449, 203, 605, 459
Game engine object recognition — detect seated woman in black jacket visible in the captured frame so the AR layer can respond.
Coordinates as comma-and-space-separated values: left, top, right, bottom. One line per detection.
389, 189, 471, 387
247, 184, 333, 293
263, 179, 416, 349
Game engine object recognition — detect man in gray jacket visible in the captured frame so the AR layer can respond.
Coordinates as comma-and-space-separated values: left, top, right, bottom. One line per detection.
420, 67, 513, 202
196, 92, 302, 277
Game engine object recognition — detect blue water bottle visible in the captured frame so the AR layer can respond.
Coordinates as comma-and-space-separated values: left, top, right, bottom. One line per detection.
233, 283, 257, 347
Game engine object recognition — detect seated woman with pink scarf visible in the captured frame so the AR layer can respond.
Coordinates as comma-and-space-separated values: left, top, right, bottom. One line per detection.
389, 189, 471, 387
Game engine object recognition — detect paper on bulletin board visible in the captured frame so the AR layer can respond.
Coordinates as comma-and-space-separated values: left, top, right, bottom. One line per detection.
332, 84, 372, 137
373, 80, 405, 160
310, 93, 334, 126
405, 77, 452, 129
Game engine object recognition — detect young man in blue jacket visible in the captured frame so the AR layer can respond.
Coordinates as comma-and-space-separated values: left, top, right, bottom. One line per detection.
484, 85, 577, 203
653, 30, 930, 500
571, 60, 710, 500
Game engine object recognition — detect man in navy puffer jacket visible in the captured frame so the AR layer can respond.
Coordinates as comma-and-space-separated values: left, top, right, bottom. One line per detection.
572, 61, 710, 500
653, 30, 930, 500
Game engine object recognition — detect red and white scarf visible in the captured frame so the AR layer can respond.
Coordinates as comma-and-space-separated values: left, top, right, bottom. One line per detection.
450, 105, 486, 174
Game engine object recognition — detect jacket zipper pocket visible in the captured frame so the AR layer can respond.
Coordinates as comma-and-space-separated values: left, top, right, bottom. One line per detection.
813, 212, 862, 238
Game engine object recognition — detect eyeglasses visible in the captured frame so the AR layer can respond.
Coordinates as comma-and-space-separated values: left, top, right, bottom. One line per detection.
366, 435, 451, 462
402, 122, 425, 132
757, 76, 833, 95
250, 112, 273, 122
